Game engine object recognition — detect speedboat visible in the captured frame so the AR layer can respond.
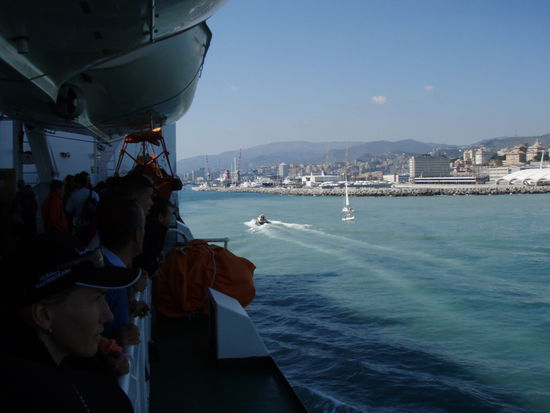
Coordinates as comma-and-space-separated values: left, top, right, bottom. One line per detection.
256, 214, 271, 226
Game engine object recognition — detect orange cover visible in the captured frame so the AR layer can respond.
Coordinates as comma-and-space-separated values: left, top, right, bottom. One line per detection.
153, 240, 256, 318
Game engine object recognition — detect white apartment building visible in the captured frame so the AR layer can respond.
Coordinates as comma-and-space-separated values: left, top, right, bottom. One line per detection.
463, 148, 492, 165
278, 162, 289, 178
526, 140, 545, 162
301, 174, 340, 187
474, 148, 492, 165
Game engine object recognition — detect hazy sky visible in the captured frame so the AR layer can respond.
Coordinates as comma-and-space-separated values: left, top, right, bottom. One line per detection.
176, 0, 550, 160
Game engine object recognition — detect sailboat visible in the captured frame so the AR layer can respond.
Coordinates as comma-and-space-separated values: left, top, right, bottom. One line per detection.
342, 180, 355, 221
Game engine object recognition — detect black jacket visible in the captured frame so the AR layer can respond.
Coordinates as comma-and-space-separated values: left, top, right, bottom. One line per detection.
0, 322, 133, 413
134, 220, 168, 275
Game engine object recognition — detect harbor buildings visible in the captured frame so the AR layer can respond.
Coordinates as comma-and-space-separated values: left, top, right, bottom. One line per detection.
463, 147, 492, 165
278, 162, 289, 178
301, 173, 340, 187
526, 140, 545, 162
504, 145, 527, 165
408, 155, 451, 182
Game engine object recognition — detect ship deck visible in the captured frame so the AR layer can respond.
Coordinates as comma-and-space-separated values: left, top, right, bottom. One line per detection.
149, 316, 307, 412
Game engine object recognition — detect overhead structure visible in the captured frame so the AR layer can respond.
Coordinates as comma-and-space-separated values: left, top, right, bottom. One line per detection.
0, 0, 227, 141
115, 128, 182, 199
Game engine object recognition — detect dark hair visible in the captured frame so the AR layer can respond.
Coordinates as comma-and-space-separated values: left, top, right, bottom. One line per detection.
148, 197, 174, 221
75, 172, 89, 187
102, 174, 154, 204
122, 173, 154, 193
49, 180, 63, 192
93, 180, 107, 196
98, 198, 144, 251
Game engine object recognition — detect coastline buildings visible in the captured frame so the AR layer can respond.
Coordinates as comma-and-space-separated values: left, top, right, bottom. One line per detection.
503, 145, 527, 165
526, 140, 544, 162
408, 155, 451, 182
184, 139, 549, 187
301, 173, 340, 187
278, 162, 289, 179
463, 147, 492, 165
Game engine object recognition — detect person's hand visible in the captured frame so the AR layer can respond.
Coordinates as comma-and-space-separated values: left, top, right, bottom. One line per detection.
98, 337, 129, 376
115, 324, 141, 346
106, 350, 130, 376
130, 300, 150, 318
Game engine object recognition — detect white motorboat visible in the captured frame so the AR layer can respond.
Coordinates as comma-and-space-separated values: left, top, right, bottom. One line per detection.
255, 214, 271, 226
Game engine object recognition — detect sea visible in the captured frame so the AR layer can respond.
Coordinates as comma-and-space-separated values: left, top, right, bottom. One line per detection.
179, 188, 550, 413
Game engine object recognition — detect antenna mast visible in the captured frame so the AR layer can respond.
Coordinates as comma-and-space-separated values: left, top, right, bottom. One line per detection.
234, 149, 241, 185
205, 154, 210, 185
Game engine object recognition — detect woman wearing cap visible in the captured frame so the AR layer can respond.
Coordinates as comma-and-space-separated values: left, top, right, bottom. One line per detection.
0, 232, 141, 412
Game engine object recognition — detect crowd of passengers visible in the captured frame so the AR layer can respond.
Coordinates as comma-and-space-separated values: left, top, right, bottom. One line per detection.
1, 172, 175, 412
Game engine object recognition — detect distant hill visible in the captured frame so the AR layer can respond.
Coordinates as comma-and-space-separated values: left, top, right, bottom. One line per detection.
176, 134, 550, 172
177, 139, 451, 172
475, 133, 550, 151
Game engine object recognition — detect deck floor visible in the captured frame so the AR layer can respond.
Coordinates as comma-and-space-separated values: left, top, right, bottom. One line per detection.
149, 317, 306, 413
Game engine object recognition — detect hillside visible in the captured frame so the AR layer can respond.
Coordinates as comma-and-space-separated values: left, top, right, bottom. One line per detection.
177, 139, 450, 172
176, 134, 550, 172
476, 134, 550, 151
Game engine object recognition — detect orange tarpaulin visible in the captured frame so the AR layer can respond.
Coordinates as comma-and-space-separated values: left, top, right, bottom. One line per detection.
130, 163, 182, 200
153, 240, 256, 318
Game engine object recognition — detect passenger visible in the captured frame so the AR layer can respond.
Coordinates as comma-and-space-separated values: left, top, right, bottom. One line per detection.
103, 173, 155, 216
134, 197, 175, 276
93, 180, 108, 197
41, 180, 69, 233
13, 179, 38, 241
98, 198, 148, 347
65, 171, 99, 243
63, 174, 76, 205
0, 232, 140, 412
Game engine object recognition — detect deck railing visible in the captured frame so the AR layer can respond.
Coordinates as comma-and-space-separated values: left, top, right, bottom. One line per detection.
119, 280, 152, 413
118, 221, 229, 412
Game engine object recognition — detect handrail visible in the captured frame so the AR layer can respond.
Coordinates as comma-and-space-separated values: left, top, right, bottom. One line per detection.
167, 228, 230, 249
200, 237, 230, 249
119, 280, 152, 413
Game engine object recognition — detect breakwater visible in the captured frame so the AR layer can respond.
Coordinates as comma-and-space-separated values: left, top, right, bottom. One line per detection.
192, 184, 550, 197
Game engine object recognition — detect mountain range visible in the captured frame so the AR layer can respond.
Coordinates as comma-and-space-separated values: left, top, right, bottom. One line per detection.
176, 134, 550, 172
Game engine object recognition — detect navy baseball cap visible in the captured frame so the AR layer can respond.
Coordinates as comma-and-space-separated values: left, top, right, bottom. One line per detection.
6, 232, 141, 306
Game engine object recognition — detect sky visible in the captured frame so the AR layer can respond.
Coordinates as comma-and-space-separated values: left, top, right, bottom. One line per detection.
176, 0, 550, 160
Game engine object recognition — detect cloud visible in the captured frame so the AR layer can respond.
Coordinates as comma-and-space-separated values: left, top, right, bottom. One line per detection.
228, 84, 238, 92
424, 85, 434, 94
371, 96, 387, 105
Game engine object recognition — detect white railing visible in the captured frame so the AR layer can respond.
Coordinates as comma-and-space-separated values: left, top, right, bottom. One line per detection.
119, 280, 152, 413
168, 222, 230, 249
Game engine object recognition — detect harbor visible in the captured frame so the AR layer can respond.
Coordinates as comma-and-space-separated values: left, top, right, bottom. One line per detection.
183, 189, 550, 413
193, 184, 550, 197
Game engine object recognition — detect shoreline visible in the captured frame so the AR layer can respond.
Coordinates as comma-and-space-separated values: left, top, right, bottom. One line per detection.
191, 184, 550, 197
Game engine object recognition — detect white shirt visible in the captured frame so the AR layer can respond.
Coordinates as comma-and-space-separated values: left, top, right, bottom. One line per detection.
65, 187, 99, 226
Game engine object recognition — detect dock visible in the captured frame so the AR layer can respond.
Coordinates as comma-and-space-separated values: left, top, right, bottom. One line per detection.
192, 184, 550, 197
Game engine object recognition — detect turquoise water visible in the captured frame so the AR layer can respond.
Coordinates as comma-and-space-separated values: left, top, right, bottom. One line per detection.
180, 189, 550, 413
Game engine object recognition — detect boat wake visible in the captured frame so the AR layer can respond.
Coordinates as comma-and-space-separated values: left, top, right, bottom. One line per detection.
244, 219, 312, 232
245, 218, 464, 274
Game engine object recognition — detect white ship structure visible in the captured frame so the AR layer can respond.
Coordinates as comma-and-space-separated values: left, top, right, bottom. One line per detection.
0, 2, 307, 412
